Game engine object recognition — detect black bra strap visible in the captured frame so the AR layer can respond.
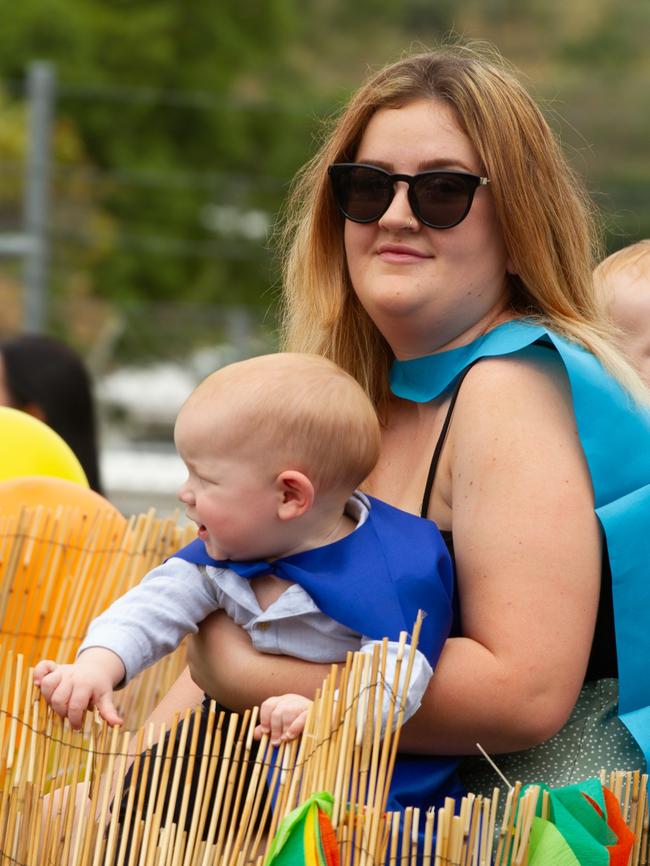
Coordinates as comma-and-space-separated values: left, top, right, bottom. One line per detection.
420, 360, 481, 519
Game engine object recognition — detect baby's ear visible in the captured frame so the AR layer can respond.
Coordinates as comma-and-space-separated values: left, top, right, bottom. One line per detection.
276, 471, 315, 520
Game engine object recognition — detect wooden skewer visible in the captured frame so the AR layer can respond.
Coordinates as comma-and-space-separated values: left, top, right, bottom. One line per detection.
221, 709, 258, 866
137, 721, 168, 866
181, 702, 217, 866
632, 773, 648, 866
199, 710, 240, 866
103, 728, 132, 866
111, 725, 144, 866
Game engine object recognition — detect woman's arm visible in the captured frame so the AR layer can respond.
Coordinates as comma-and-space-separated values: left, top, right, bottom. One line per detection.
187, 611, 330, 709
400, 352, 600, 754
144, 665, 205, 733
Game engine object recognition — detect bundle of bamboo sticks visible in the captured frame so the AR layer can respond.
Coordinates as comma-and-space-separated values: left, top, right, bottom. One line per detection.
0, 504, 195, 729
0, 637, 647, 865
0, 620, 426, 865
0, 504, 647, 865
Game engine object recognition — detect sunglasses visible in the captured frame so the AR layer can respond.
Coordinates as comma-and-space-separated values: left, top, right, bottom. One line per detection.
328, 162, 490, 230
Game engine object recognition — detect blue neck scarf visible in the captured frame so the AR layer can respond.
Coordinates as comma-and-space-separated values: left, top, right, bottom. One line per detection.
391, 319, 650, 765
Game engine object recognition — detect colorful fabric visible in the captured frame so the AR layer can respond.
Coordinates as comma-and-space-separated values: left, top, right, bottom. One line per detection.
525, 779, 634, 866
264, 791, 340, 866
391, 320, 650, 766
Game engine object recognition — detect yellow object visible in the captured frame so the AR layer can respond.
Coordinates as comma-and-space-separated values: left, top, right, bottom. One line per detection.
0, 405, 88, 486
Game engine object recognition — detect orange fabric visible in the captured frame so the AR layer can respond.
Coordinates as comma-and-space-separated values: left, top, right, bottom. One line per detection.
0, 477, 127, 656
602, 787, 635, 866
317, 807, 340, 866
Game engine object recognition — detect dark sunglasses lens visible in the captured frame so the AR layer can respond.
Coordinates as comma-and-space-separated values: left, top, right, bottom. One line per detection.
332, 166, 392, 222
413, 173, 473, 228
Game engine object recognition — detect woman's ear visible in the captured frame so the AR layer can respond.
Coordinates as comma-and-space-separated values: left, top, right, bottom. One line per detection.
276, 471, 315, 521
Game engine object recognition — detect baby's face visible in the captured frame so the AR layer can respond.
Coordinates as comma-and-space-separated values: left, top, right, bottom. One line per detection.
608, 267, 650, 386
174, 405, 281, 561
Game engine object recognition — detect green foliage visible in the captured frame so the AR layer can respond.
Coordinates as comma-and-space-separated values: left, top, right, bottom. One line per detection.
0, 0, 648, 360
0, 0, 309, 326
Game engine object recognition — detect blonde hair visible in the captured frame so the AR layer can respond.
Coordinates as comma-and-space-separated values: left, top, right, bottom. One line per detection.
185, 353, 380, 493
594, 240, 650, 303
279, 44, 647, 407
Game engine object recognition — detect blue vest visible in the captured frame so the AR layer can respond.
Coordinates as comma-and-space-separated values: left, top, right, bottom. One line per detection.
173, 494, 464, 818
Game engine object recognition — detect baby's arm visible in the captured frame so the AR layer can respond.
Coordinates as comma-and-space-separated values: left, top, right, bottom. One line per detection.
34, 558, 220, 730
34, 648, 126, 730
358, 640, 433, 732
254, 694, 312, 745
79, 558, 220, 686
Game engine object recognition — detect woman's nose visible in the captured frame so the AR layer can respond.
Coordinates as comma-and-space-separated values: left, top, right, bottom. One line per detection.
377, 181, 420, 232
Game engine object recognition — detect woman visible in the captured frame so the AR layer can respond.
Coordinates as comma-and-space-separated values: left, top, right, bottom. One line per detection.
0, 334, 103, 493
181, 45, 650, 794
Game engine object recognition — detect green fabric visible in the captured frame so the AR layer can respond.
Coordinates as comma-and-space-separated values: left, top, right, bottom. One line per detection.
528, 817, 581, 866
263, 791, 334, 866
544, 781, 614, 865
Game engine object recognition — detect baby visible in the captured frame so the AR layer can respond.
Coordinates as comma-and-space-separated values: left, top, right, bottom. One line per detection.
594, 239, 650, 386
35, 352, 454, 746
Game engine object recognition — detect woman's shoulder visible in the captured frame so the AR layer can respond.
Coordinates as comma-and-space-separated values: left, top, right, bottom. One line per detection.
443, 339, 588, 483
455, 341, 573, 419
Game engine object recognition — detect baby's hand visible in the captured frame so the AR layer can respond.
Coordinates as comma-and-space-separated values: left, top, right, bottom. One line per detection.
34, 650, 125, 730
254, 694, 312, 745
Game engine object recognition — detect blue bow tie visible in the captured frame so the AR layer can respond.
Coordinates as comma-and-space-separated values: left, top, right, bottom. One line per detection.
209, 558, 283, 580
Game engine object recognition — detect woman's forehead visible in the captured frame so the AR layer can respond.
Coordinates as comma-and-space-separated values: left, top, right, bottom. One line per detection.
355, 99, 480, 173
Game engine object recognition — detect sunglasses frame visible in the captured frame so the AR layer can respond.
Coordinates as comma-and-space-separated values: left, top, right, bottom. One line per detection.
328, 162, 491, 230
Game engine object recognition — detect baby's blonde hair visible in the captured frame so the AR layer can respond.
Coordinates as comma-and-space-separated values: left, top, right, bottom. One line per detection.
594, 240, 650, 302
186, 353, 380, 494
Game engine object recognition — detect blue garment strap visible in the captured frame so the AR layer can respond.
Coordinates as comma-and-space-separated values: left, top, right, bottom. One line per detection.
391, 319, 650, 766
174, 495, 453, 662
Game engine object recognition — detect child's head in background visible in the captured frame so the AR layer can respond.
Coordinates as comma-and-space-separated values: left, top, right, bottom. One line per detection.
594, 240, 650, 386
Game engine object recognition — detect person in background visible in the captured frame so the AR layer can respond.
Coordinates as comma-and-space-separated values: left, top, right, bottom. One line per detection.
0, 333, 103, 493
594, 240, 650, 386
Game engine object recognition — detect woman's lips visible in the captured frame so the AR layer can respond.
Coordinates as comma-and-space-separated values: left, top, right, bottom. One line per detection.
377, 244, 430, 263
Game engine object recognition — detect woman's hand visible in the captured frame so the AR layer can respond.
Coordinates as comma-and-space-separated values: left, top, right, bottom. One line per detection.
188, 610, 330, 710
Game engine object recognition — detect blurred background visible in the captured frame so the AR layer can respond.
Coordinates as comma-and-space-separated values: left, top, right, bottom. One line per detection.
1, 0, 648, 515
